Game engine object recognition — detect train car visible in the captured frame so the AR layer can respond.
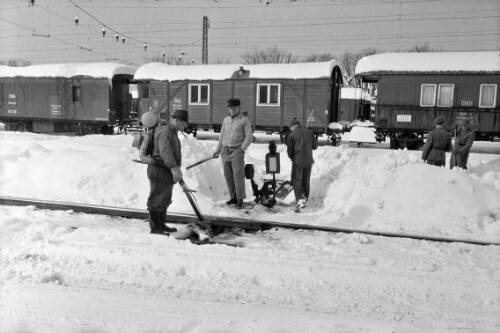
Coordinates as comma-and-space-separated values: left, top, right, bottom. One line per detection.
355, 51, 500, 149
340, 87, 373, 122
0, 63, 136, 134
133, 60, 344, 142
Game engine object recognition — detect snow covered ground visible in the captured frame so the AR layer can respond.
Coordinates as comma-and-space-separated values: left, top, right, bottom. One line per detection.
1, 131, 499, 332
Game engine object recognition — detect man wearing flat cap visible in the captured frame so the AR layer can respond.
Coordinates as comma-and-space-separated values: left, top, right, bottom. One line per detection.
145, 109, 189, 235
213, 98, 253, 209
287, 118, 318, 212
450, 119, 475, 170
422, 115, 452, 167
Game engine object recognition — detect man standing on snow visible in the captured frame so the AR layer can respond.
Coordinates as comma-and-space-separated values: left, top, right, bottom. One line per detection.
422, 115, 452, 167
213, 98, 253, 210
287, 118, 318, 213
146, 109, 189, 235
450, 119, 475, 170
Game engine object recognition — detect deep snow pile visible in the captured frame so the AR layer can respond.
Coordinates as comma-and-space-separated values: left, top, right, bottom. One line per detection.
1, 131, 499, 242
1, 131, 500, 333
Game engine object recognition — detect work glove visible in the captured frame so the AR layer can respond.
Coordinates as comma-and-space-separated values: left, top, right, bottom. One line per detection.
213, 152, 220, 159
171, 167, 183, 183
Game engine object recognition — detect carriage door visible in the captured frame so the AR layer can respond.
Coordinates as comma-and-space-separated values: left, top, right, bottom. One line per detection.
138, 81, 151, 121
329, 66, 342, 123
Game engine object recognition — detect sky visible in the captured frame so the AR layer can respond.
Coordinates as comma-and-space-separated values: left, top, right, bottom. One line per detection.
1, 131, 499, 331
0, 0, 499, 66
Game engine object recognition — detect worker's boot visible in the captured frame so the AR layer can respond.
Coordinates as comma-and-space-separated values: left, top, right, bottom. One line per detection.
148, 210, 163, 234
235, 199, 244, 210
226, 197, 237, 205
159, 210, 177, 233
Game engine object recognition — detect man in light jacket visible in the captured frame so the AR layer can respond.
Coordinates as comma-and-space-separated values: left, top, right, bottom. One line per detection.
287, 118, 318, 213
213, 98, 253, 209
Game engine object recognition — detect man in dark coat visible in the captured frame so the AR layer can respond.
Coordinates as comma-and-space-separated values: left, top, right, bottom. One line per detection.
286, 118, 318, 212
146, 109, 189, 235
450, 120, 475, 170
422, 116, 452, 167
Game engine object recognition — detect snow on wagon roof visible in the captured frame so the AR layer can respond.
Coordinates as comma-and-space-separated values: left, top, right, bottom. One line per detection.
0, 63, 137, 80
134, 60, 338, 81
134, 63, 244, 81
245, 60, 337, 79
355, 51, 500, 75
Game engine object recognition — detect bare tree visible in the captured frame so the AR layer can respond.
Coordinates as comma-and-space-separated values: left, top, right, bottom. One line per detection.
339, 48, 379, 87
0, 58, 32, 66
213, 57, 231, 64
407, 42, 441, 52
241, 46, 298, 64
302, 53, 336, 62
144, 52, 186, 65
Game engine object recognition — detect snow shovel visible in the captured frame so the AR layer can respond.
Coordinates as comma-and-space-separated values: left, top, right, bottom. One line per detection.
175, 178, 212, 241
186, 156, 216, 170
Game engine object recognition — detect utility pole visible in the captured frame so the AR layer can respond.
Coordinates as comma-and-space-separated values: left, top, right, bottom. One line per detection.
202, 16, 209, 64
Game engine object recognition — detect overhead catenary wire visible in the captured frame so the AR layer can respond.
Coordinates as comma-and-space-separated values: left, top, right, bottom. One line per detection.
1, 0, 498, 64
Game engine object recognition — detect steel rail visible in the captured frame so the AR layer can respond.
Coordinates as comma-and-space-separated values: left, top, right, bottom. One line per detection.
0, 196, 498, 246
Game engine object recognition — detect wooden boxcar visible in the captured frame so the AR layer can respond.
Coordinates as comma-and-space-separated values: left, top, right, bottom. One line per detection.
133, 61, 344, 140
340, 87, 373, 122
355, 52, 500, 149
0, 63, 136, 134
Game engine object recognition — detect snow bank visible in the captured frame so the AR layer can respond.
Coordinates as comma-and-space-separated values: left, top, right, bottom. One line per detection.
0, 131, 499, 243
1, 131, 500, 332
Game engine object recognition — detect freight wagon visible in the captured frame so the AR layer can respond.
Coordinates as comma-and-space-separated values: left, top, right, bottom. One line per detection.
133, 60, 345, 143
0, 63, 136, 134
340, 87, 373, 122
355, 51, 500, 149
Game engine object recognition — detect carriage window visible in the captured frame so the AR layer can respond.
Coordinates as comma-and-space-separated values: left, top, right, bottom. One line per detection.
189, 84, 209, 105
479, 84, 497, 108
437, 84, 454, 107
257, 83, 280, 106
420, 84, 436, 107
142, 85, 149, 99
0, 84, 3, 105
72, 85, 81, 103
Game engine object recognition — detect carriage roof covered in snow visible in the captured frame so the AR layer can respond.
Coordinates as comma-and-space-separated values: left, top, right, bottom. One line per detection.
355, 51, 500, 80
0, 63, 137, 82
134, 60, 339, 81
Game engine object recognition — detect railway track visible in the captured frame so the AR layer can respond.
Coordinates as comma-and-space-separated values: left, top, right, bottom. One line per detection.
1, 196, 498, 247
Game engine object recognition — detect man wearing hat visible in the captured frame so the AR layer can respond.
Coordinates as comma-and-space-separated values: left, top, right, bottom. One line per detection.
422, 115, 452, 167
213, 98, 253, 209
450, 119, 475, 170
287, 118, 318, 212
145, 109, 189, 235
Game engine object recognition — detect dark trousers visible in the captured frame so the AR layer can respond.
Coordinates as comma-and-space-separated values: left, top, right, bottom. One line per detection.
221, 147, 246, 200
450, 152, 469, 170
146, 165, 174, 212
291, 163, 312, 201
427, 160, 445, 167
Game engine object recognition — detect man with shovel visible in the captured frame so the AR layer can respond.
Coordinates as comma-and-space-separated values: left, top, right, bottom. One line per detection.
145, 109, 189, 235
